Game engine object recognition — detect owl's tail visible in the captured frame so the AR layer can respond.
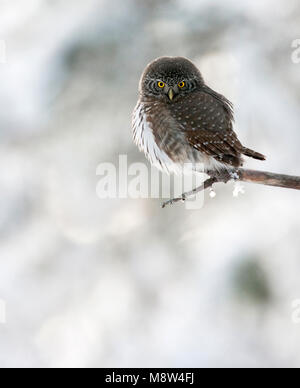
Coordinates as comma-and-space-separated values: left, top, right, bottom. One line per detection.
242, 147, 266, 161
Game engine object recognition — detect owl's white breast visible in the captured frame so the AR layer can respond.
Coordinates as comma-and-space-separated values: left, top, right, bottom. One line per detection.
132, 102, 182, 174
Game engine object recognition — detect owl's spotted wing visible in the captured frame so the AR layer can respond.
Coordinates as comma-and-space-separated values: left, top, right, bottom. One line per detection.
170, 88, 244, 167
186, 129, 243, 167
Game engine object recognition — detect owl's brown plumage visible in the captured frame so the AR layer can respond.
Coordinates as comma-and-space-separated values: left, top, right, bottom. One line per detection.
132, 56, 265, 174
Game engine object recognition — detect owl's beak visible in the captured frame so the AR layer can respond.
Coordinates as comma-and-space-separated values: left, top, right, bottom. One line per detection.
168, 88, 174, 101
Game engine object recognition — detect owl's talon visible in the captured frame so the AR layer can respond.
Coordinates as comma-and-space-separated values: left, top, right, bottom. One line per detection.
230, 169, 240, 181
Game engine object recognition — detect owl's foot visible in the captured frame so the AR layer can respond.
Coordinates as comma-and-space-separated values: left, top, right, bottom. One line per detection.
230, 169, 240, 181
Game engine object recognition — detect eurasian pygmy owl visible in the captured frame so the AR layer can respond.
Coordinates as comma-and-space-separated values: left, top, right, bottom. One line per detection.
132, 56, 265, 174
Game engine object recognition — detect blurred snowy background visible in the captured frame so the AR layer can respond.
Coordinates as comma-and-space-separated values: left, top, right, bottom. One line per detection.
0, 0, 300, 368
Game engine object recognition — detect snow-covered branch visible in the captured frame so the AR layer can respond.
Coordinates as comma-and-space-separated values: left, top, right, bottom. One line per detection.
162, 169, 300, 208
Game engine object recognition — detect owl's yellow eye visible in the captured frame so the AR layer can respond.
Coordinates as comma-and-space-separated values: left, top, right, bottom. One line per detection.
157, 81, 165, 88
178, 81, 185, 88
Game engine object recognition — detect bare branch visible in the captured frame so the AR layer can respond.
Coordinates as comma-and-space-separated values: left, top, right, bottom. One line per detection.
237, 169, 300, 190
161, 168, 300, 208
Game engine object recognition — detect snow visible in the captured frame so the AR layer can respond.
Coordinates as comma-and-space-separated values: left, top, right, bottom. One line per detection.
209, 189, 217, 198
233, 182, 246, 197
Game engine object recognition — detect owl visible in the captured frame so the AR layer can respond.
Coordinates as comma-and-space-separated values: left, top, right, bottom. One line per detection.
132, 56, 265, 175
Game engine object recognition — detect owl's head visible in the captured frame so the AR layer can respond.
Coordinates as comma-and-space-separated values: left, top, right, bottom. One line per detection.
139, 56, 204, 102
